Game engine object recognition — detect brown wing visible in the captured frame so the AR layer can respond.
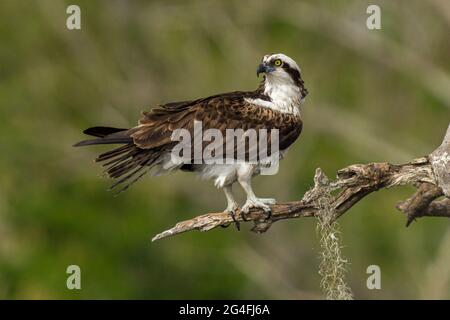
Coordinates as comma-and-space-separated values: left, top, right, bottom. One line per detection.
127, 94, 302, 162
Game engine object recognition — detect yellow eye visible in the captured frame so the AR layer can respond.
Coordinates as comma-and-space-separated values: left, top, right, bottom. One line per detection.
273, 59, 282, 66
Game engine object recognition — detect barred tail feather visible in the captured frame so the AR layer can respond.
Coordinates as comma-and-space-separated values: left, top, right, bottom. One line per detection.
96, 144, 163, 194
75, 126, 169, 193
73, 126, 131, 147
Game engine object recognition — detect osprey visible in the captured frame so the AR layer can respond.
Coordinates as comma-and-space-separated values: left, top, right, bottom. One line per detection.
75, 53, 308, 226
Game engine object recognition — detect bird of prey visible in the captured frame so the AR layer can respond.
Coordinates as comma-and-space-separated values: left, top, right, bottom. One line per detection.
74, 53, 308, 226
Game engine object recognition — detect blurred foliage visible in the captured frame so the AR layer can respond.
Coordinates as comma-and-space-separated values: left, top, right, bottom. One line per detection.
0, 0, 449, 299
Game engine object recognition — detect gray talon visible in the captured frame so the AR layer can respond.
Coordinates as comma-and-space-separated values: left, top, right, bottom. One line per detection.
224, 205, 240, 231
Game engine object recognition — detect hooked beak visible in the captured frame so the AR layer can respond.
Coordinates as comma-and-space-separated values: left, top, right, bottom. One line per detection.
256, 63, 275, 77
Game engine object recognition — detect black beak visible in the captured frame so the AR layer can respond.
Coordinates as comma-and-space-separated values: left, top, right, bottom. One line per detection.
256, 64, 267, 77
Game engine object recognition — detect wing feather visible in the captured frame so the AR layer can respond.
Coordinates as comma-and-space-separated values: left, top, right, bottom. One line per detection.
127, 94, 303, 162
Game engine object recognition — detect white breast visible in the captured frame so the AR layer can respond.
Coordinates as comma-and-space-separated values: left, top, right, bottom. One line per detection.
245, 77, 303, 116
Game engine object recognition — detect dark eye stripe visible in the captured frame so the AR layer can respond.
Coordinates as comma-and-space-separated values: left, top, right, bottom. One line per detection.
281, 62, 307, 96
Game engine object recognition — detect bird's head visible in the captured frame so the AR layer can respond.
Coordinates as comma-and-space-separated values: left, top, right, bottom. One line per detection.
257, 53, 307, 98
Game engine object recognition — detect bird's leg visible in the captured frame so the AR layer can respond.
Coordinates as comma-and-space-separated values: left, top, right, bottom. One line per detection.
237, 173, 275, 220
222, 184, 240, 230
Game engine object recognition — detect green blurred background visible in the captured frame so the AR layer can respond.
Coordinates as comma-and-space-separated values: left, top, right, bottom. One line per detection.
0, 0, 449, 299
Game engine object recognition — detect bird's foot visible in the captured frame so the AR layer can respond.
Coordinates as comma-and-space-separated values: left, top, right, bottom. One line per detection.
241, 198, 275, 221
222, 203, 241, 231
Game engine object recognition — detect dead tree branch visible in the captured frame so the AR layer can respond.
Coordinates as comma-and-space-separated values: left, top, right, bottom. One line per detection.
152, 124, 450, 242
